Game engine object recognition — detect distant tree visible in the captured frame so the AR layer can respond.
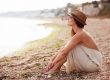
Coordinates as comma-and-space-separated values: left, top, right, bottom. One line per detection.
65, 3, 77, 13
66, 3, 72, 8
50, 9, 55, 13
92, 1, 99, 7
55, 8, 62, 16
41, 10, 45, 14
101, 0, 110, 2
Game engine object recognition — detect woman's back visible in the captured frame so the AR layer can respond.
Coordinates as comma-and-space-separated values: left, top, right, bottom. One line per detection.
79, 30, 99, 51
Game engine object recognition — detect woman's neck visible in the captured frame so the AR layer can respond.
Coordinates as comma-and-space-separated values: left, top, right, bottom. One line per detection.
72, 25, 82, 33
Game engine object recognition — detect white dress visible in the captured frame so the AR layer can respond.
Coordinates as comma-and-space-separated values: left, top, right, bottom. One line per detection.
64, 44, 103, 73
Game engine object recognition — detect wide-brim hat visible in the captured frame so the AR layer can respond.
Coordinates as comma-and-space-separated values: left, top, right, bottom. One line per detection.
67, 10, 87, 25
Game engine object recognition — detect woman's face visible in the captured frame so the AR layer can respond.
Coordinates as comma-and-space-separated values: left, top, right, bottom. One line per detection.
67, 16, 76, 26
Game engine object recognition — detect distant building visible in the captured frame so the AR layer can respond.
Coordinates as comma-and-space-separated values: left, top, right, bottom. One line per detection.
81, 1, 102, 16
101, 0, 110, 3
80, 0, 110, 17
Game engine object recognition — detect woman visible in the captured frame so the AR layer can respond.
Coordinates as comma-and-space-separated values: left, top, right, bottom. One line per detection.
44, 10, 103, 74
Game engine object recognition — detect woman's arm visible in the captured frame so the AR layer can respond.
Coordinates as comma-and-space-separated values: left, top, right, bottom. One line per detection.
52, 32, 83, 65
46, 51, 61, 71
46, 53, 57, 71
49, 53, 58, 62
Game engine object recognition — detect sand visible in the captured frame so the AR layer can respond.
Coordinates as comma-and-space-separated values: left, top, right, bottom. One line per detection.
0, 18, 110, 80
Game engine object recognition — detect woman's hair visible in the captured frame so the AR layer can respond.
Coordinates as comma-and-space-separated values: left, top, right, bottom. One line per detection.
71, 18, 85, 36
71, 29, 76, 36
74, 18, 84, 28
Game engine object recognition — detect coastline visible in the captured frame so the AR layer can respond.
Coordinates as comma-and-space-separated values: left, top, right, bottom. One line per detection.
0, 18, 109, 80
11, 22, 70, 57
0, 20, 71, 79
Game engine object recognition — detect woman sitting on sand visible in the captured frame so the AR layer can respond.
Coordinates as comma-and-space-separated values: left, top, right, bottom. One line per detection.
45, 10, 103, 74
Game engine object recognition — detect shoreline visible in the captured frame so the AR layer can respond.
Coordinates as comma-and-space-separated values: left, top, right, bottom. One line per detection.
11, 22, 69, 57
0, 17, 54, 58
0, 18, 109, 80
0, 20, 71, 79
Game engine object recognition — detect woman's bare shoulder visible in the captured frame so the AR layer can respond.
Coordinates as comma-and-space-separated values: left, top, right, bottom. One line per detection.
81, 30, 92, 38
72, 30, 92, 41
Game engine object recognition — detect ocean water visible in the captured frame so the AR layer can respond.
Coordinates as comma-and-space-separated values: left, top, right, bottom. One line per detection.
0, 17, 53, 57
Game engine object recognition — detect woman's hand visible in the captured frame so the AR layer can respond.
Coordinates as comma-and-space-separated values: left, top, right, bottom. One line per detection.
46, 61, 54, 71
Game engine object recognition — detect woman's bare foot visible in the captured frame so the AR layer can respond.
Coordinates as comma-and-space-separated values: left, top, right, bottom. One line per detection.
44, 66, 61, 75
42, 67, 59, 75
45, 69, 60, 75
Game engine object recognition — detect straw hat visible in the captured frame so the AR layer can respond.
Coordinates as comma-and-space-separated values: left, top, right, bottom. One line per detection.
67, 10, 87, 25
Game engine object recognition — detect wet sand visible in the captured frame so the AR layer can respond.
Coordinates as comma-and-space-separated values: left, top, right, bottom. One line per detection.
0, 18, 110, 80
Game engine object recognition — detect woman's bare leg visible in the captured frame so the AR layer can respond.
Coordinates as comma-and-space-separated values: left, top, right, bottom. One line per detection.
46, 57, 67, 74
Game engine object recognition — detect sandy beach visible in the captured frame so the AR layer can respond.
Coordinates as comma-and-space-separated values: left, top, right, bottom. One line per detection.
0, 18, 110, 80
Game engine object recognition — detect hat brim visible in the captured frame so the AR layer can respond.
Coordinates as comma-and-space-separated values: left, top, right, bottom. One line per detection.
66, 13, 86, 25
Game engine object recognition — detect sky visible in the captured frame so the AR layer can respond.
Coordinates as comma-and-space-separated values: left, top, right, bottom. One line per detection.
0, 0, 100, 13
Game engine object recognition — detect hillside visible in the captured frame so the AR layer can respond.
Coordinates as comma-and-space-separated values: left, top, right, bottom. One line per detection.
99, 3, 110, 18
0, 3, 77, 19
